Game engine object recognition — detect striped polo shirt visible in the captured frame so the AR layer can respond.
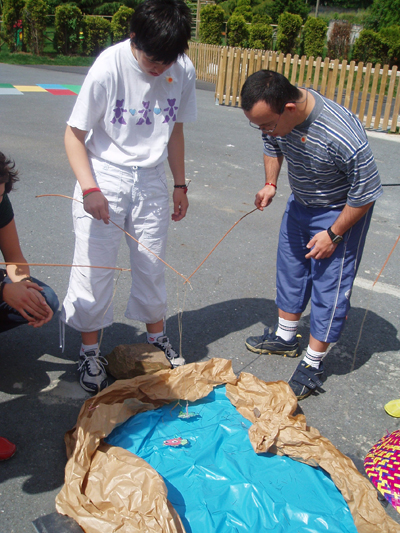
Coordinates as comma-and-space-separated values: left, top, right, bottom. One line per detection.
262, 90, 382, 208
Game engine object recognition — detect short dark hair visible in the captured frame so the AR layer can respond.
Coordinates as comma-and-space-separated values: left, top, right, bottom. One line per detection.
0, 152, 19, 194
240, 70, 302, 114
130, 0, 192, 65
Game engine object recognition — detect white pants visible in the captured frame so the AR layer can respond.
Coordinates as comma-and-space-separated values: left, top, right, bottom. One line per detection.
61, 156, 170, 332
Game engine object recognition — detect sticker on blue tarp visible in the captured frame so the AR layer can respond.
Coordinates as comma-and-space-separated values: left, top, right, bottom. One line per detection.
106, 385, 357, 533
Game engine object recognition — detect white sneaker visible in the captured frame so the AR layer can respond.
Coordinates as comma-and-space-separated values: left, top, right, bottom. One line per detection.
150, 335, 186, 368
78, 350, 108, 393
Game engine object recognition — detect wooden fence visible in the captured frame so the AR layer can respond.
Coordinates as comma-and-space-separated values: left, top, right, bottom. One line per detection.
188, 43, 400, 133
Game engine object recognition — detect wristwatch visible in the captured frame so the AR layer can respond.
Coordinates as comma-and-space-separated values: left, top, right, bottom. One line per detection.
327, 226, 343, 244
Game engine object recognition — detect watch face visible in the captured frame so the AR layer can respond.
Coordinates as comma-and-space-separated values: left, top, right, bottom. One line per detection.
332, 235, 343, 244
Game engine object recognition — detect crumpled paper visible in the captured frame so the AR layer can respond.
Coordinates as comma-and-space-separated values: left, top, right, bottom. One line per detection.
105, 343, 171, 379
56, 358, 400, 533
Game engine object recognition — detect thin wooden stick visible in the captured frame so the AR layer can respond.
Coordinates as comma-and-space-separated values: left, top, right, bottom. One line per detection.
0, 261, 130, 271
351, 234, 400, 372
36, 194, 189, 283
184, 208, 258, 285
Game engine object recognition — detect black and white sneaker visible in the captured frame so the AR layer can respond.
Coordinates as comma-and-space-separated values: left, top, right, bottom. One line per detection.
245, 325, 300, 357
78, 350, 108, 394
288, 360, 325, 400
150, 335, 186, 368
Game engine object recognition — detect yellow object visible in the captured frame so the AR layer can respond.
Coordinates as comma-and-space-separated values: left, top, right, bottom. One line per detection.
13, 86, 47, 92
384, 399, 400, 418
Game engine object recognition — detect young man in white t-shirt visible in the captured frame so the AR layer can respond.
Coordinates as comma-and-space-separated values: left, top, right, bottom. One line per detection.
61, 0, 197, 393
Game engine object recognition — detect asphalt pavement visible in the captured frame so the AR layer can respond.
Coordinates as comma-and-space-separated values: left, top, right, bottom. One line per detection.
0, 62, 400, 532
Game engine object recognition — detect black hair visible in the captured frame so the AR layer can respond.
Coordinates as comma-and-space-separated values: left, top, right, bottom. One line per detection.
240, 70, 302, 114
130, 0, 192, 65
0, 152, 19, 194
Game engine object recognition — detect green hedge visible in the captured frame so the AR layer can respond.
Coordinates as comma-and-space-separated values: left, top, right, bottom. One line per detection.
111, 5, 134, 43
200, 4, 225, 45
22, 0, 48, 55
54, 3, 82, 55
227, 13, 249, 47
249, 22, 273, 50
1, 0, 25, 52
303, 17, 327, 58
276, 11, 302, 55
81, 15, 111, 56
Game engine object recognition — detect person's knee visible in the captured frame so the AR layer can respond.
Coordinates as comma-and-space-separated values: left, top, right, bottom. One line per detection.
32, 279, 59, 316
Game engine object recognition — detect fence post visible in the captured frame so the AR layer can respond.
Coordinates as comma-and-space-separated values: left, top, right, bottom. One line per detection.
366, 64, 380, 129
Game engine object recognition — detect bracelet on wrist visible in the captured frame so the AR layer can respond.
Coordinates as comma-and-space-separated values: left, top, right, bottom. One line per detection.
21, 276, 33, 282
83, 187, 101, 198
174, 184, 188, 194
265, 182, 277, 189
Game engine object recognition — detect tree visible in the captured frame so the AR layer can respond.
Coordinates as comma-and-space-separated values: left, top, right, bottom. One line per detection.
227, 13, 249, 47
1, 0, 25, 52
249, 21, 273, 49
268, 0, 308, 24
276, 11, 302, 54
352, 29, 385, 64
200, 4, 225, 45
111, 5, 134, 43
365, 0, 400, 31
22, 0, 48, 54
81, 15, 111, 56
303, 16, 327, 58
327, 20, 351, 60
54, 3, 83, 55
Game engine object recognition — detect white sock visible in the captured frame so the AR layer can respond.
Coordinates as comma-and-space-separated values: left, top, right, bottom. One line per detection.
276, 318, 299, 342
303, 346, 326, 368
81, 343, 99, 355
147, 331, 164, 343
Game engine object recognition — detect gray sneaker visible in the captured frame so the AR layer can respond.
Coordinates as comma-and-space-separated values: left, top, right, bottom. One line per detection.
150, 335, 186, 368
78, 350, 108, 394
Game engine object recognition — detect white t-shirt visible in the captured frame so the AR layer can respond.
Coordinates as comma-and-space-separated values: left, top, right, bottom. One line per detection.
68, 39, 197, 167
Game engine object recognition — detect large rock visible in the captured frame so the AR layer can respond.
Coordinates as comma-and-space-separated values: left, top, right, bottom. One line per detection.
105, 343, 171, 379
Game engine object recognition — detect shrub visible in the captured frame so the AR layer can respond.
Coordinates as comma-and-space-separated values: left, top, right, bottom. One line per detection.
94, 3, 123, 16
1, 0, 25, 52
252, 13, 272, 25
276, 11, 302, 55
54, 4, 83, 55
352, 29, 386, 64
81, 15, 111, 56
22, 0, 47, 55
111, 5, 134, 43
199, 4, 225, 45
249, 22, 273, 50
252, 1, 274, 21
227, 13, 249, 47
303, 16, 327, 58
327, 20, 351, 60
268, 0, 309, 24
380, 25, 400, 66
364, 0, 400, 32
233, 5, 252, 22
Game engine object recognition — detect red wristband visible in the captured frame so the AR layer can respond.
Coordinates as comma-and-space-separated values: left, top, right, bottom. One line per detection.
265, 182, 277, 189
83, 187, 101, 197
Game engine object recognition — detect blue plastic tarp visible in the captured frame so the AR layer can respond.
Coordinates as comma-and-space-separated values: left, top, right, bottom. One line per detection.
107, 385, 357, 533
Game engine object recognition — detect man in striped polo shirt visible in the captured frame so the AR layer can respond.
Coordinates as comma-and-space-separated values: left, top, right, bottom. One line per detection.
240, 70, 382, 400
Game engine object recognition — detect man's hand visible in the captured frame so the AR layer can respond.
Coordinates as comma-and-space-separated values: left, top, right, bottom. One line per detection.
83, 191, 110, 224
305, 230, 337, 260
255, 184, 277, 210
2, 280, 53, 327
171, 189, 188, 221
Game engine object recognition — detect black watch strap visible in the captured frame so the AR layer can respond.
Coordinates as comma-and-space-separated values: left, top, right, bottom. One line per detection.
327, 226, 343, 244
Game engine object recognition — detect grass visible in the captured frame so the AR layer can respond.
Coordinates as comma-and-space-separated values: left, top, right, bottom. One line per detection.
0, 49, 96, 67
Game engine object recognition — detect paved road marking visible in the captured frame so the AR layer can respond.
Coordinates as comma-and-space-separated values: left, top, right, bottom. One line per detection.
354, 276, 400, 298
